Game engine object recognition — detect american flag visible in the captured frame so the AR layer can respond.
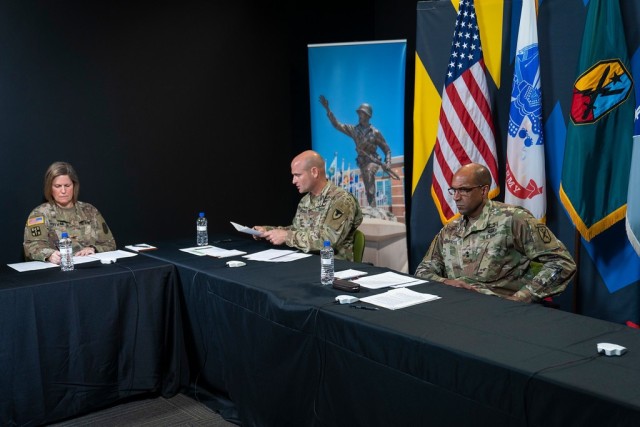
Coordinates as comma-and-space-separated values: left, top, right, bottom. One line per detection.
432, 0, 499, 223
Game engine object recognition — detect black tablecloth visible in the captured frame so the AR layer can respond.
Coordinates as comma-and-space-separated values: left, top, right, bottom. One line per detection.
142, 235, 640, 427
0, 255, 188, 426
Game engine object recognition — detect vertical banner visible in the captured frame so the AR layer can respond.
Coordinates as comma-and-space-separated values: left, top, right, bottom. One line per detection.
308, 40, 406, 222
626, 50, 640, 256
505, 0, 546, 220
559, 0, 635, 241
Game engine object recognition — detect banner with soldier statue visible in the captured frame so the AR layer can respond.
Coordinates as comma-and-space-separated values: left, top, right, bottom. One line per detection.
308, 40, 406, 223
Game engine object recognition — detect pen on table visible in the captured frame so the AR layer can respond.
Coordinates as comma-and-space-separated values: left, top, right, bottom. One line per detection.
350, 305, 379, 311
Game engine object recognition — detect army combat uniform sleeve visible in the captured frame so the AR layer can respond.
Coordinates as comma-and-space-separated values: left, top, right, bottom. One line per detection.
414, 228, 449, 282
285, 191, 362, 260
23, 206, 57, 261
508, 211, 576, 301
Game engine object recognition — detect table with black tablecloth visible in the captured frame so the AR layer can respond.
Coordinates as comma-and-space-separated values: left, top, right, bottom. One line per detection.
0, 255, 188, 426
140, 235, 640, 427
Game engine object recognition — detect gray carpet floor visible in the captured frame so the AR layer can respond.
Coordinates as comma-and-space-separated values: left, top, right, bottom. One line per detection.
48, 393, 237, 426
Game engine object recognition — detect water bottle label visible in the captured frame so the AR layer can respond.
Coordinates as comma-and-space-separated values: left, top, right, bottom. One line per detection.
197, 226, 207, 231
322, 258, 332, 265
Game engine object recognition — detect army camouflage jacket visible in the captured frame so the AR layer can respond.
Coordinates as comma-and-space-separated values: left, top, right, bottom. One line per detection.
415, 200, 576, 301
263, 181, 363, 261
24, 201, 117, 261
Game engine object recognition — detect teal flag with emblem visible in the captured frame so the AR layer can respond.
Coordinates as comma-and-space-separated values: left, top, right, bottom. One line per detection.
559, 0, 635, 241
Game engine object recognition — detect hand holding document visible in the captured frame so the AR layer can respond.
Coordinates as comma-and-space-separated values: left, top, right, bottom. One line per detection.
230, 221, 263, 237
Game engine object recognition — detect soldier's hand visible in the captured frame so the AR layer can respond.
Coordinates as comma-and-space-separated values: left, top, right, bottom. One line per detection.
262, 229, 287, 245
253, 226, 267, 240
47, 250, 62, 265
76, 246, 96, 256
443, 278, 475, 290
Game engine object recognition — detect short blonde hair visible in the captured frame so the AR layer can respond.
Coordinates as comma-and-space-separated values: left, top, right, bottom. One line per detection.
43, 161, 80, 204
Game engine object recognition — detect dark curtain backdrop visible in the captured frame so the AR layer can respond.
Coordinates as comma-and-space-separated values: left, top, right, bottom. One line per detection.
0, 0, 416, 264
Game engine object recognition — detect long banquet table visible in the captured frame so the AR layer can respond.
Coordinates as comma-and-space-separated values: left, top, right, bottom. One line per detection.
0, 255, 187, 426
141, 235, 640, 427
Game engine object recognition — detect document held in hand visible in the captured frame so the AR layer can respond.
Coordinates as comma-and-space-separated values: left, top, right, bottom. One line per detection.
230, 221, 263, 237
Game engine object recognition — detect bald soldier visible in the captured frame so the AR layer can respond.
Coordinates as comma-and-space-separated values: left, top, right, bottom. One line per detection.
254, 150, 363, 261
415, 163, 576, 303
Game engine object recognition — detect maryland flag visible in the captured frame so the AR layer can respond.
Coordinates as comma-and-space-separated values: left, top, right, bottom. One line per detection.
560, 0, 635, 241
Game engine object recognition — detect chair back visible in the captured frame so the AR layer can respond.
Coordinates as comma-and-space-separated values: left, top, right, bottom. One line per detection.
353, 229, 365, 263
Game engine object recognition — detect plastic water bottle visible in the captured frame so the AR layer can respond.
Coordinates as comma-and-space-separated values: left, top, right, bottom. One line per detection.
197, 212, 208, 246
59, 232, 74, 271
320, 240, 334, 285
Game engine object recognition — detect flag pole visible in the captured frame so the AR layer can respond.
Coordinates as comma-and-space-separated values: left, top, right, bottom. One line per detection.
572, 229, 581, 314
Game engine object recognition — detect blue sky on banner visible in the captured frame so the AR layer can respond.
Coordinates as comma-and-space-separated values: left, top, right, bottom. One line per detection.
308, 41, 406, 168
545, 47, 640, 293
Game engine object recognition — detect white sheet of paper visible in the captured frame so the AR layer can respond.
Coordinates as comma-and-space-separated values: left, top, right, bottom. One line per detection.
124, 243, 157, 252
7, 250, 137, 272
353, 271, 426, 290
7, 261, 58, 272
334, 269, 368, 280
230, 221, 263, 236
359, 288, 441, 310
242, 249, 307, 262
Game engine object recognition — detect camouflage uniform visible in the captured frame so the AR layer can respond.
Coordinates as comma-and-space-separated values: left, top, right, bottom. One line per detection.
24, 201, 117, 261
262, 181, 363, 261
326, 111, 391, 207
415, 200, 576, 301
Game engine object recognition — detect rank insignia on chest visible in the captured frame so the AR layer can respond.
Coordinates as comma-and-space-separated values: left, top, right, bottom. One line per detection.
30, 226, 42, 237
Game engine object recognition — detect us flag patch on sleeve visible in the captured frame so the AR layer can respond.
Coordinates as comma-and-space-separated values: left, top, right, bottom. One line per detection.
27, 216, 44, 226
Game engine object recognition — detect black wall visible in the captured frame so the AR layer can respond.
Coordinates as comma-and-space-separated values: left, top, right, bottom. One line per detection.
0, 0, 417, 263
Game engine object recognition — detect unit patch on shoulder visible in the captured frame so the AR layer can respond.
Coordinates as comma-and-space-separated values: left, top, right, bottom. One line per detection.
30, 226, 42, 237
536, 224, 552, 243
332, 209, 344, 221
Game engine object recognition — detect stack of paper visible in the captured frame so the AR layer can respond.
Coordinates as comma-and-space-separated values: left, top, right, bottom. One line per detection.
242, 249, 311, 262
353, 271, 427, 289
359, 288, 441, 310
124, 243, 157, 252
180, 245, 247, 258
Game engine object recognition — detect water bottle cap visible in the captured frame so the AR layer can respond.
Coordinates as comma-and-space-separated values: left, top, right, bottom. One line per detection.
323, 240, 331, 247
199, 212, 205, 217
61, 232, 69, 238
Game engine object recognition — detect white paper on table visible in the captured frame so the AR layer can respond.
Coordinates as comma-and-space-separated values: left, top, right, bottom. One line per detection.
230, 221, 263, 237
198, 247, 247, 258
359, 288, 441, 310
353, 271, 426, 290
242, 249, 310, 262
7, 261, 58, 272
124, 243, 158, 252
334, 269, 368, 280
7, 250, 137, 271
180, 245, 215, 256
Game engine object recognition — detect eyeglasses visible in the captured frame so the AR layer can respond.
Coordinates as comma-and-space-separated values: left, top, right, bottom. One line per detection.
447, 185, 485, 196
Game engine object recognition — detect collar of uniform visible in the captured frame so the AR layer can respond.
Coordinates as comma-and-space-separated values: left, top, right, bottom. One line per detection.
463, 199, 493, 233
309, 180, 333, 204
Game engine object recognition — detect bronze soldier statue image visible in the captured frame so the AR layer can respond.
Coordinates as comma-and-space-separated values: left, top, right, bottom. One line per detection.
319, 95, 398, 208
